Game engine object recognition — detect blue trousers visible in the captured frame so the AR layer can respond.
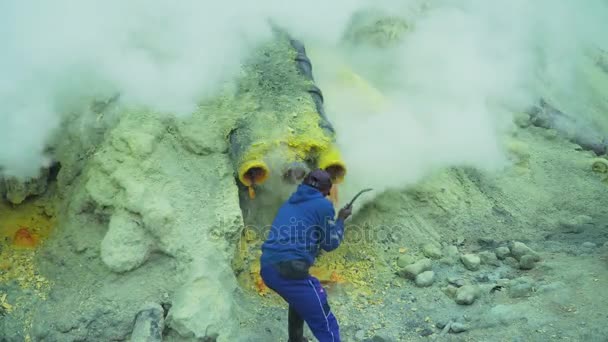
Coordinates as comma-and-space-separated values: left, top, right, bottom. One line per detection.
261, 264, 341, 342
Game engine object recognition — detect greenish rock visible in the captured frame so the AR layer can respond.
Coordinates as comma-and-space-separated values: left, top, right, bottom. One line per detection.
415, 271, 435, 287
518, 255, 538, 270
509, 242, 539, 261
460, 254, 481, 271
582, 242, 597, 249
508, 278, 534, 298
443, 285, 458, 298
479, 251, 500, 266
397, 255, 415, 268
450, 323, 468, 333
399, 258, 432, 280
422, 243, 443, 259
495, 246, 511, 260
455, 285, 480, 305
504, 257, 519, 268
447, 276, 465, 287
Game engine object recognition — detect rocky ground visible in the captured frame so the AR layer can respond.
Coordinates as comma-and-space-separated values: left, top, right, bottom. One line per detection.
237, 121, 608, 342
1, 5, 608, 342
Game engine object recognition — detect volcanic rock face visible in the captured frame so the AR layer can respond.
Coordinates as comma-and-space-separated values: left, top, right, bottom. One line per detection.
2, 168, 50, 205
80, 109, 243, 340
21, 33, 336, 341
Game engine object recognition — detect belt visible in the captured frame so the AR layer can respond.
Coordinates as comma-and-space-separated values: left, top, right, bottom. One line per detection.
274, 259, 311, 280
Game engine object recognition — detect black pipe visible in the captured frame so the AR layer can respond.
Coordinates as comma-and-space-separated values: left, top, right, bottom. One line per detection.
288, 38, 336, 135
527, 99, 607, 156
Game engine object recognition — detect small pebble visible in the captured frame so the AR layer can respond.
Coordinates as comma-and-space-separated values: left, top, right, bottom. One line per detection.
582, 242, 597, 249
496, 278, 510, 287
447, 276, 465, 287
509, 241, 538, 261
422, 243, 443, 259
397, 255, 415, 268
399, 258, 432, 280
495, 246, 511, 260
519, 255, 538, 270
415, 271, 435, 287
435, 320, 447, 329
455, 285, 480, 305
504, 257, 519, 268
508, 278, 534, 298
443, 285, 458, 298
444, 245, 459, 257
420, 328, 434, 337
450, 323, 467, 333
460, 254, 481, 271
479, 251, 500, 266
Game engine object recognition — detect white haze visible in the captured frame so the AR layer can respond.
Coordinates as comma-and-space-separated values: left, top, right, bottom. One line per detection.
318, 0, 608, 198
1, 1, 607, 194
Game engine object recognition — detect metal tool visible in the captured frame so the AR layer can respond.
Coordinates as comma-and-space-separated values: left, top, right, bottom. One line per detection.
345, 188, 373, 208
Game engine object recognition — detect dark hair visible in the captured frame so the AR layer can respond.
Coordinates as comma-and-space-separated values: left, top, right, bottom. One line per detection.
303, 169, 332, 194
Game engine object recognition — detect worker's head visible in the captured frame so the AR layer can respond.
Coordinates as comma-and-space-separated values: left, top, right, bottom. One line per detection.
302, 169, 332, 196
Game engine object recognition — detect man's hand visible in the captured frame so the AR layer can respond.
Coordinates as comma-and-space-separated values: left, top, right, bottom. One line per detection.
338, 205, 352, 221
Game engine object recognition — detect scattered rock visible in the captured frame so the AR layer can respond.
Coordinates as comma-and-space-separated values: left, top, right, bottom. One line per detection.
363, 335, 389, 342
422, 244, 443, 259
495, 247, 511, 260
131, 303, 165, 342
399, 258, 432, 280
559, 215, 593, 232
582, 242, 597, 249
518, 255, 538, 270
538, 282, 565, 293
504, 257, 519, 268
475, 274, 491, 283
450, 323, 468, 333
443, 285, 458, 298
455, 285, 480, 305
479, 251, 500, 266
435, 320, 448, 329
456, 236, 465, 245
415, 271, 435, 287
460, 254, 480, 271
355, 329, 366, 341
496, 279, 510, 287
397, 255, 415, 268
447, 276, 465, 287
444, 245, 459, 257
420, 328, 434, 337
441, 245, 459, 265
509, 241, 539, 261
508, 278, 534, 298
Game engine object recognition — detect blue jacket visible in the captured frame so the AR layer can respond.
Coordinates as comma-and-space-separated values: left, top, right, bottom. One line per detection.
260, 184, 345, 267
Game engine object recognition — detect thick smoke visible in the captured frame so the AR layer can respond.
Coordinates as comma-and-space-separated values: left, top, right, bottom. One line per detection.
1, 0, 607, 190
0, 0, 380, 179
313, 0, 608, 196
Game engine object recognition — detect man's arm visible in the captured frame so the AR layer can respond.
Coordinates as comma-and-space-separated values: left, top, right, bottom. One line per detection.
319, 203, 352, 252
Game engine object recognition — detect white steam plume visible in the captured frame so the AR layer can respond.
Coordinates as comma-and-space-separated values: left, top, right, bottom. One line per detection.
312, 0, 608, 198
1, 0, 607, 191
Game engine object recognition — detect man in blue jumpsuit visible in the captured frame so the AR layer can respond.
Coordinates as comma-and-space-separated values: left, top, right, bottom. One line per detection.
260, 169, 352, 342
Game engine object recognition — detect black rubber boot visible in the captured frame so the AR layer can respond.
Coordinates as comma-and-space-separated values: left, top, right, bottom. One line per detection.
288, 305, 308, 342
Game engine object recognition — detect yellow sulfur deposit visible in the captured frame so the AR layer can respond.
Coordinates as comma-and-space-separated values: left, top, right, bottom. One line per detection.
0, 197, 54, 298
234, 224, 377, 300
228, 34, 348, 192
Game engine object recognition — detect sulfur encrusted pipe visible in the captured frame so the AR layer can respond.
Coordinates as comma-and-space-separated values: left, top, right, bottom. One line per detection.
228, 30, 348, 198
